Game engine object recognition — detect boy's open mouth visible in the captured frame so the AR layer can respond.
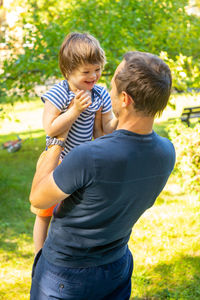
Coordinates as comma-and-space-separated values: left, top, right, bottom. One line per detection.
85, 81, 95, 85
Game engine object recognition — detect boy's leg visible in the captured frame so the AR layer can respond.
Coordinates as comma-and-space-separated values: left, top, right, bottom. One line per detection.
31, 151, 62, 254
33, 215, 51, 255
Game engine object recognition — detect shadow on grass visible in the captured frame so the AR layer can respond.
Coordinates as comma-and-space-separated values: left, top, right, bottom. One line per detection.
0, 234, 33, 260
0, 235, 18, 252
132, 255, 200, 299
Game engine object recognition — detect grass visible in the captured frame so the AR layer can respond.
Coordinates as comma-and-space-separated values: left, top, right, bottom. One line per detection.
0, 97, 200, 299
130, 184, 200, 299
0, 130, 45, 300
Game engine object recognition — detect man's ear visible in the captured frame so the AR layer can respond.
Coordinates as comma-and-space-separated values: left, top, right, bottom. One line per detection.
121, 91, 134, 107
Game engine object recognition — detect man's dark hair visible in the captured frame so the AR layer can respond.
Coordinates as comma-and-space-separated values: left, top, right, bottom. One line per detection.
114, 51, 172, 116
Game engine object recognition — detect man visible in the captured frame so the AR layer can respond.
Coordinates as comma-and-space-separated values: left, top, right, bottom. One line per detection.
30, 51, 175, 300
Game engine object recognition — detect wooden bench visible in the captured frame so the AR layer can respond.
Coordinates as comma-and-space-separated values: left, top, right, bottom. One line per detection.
180, 106, 200, 126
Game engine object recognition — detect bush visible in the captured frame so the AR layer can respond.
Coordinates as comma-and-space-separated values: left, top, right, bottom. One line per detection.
1, 0, 200, 101
168, 121, 200, 194
160, 52, 200, 92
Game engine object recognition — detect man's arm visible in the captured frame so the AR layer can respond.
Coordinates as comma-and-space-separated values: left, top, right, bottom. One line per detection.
29, 143, 69, 209
101, 110, 118, 134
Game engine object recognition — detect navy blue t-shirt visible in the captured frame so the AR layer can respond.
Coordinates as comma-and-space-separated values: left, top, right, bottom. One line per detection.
43, 130, 175, 267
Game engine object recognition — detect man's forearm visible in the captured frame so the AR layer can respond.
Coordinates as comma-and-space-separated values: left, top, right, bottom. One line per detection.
34, 145, 62, 182
29, 145, 63, 207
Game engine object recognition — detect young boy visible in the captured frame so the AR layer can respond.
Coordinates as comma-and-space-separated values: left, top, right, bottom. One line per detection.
31, 32, 118, 254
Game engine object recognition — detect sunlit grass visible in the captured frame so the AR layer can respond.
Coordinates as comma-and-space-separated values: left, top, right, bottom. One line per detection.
0, 130, 44, 300
129, 180, 200, 299
0, 98, 200, 299
0, 234, 32, 300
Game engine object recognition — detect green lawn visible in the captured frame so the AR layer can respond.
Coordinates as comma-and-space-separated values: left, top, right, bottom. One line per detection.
0, 130, 44, 300
0, 98, 200, 299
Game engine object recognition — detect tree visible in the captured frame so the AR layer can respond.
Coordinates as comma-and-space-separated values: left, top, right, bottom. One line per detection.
0, 0, 200, 102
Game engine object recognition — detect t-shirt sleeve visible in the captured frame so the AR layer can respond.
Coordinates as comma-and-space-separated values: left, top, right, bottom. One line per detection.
100, 88, 112, 114
53, 144, 94, 195
41, 83, 70, 111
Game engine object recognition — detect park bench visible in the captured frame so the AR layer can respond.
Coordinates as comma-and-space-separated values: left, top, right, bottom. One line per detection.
180, 106, 200, 126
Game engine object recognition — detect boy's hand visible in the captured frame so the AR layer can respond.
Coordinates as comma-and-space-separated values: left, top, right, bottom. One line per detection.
53, 90, 92, 141
72, 90, 92, 113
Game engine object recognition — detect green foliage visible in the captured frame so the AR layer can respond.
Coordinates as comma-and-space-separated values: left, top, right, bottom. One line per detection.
160, 51, 200, 92
168, 121, 200, 194
1, 0, 200, 101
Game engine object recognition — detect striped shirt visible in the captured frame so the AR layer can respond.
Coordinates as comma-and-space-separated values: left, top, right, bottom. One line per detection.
42, 80, 112, 159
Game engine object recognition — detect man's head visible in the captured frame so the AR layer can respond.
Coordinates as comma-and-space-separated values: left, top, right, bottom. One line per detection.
112, 51, 172, 117
59, 32, 105, 79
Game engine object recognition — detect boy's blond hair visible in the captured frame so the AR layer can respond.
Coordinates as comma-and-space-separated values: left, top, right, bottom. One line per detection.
59, 32, 106, 79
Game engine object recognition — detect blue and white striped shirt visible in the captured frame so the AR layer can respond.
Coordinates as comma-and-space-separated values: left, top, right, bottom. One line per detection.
42, 80, 112, 159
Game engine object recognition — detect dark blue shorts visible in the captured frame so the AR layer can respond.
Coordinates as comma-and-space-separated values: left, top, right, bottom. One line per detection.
30, 247, 133, 300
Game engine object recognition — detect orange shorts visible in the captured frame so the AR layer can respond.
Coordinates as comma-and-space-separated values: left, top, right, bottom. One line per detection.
30, 151, 62, 217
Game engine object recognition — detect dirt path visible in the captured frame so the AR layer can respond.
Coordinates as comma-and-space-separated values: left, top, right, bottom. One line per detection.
0, 100, 43, 134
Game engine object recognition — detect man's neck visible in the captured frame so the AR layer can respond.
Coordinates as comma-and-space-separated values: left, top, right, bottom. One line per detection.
117, 112, 154, 135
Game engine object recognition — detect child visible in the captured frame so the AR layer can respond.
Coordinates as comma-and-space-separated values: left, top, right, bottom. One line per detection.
31, 32, 118, 254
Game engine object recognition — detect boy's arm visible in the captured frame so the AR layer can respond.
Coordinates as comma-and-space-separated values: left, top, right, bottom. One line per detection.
101, 110, 118, 134
43, 90, 92, 137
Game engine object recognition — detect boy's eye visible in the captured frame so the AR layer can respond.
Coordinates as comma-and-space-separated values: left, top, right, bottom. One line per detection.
83, 71, 89, 74
96, 68, 100, 72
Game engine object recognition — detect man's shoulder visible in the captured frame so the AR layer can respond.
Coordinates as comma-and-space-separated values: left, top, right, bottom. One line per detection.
153, 132, 176, 165
154, 132, 175, 151
74, 135, 110, 150
71, 133, 115, 156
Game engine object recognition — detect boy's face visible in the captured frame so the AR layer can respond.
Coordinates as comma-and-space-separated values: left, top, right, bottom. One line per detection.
68, 64, 101, 92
